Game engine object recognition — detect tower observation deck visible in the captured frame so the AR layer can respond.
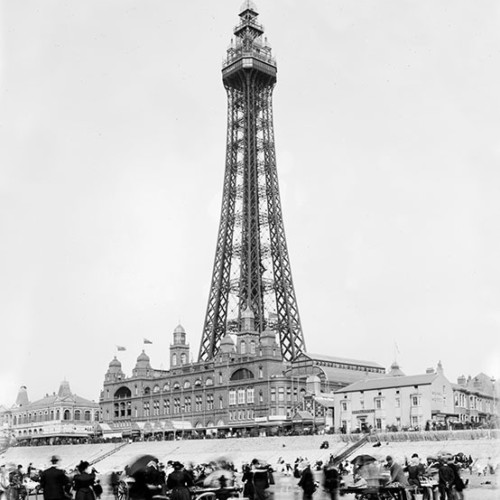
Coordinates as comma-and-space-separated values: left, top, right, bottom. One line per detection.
198, 2, 306, 362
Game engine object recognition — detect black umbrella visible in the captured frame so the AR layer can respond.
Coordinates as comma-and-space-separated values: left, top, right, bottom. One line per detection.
351, 454, 376, 467
125, 454, 158, 476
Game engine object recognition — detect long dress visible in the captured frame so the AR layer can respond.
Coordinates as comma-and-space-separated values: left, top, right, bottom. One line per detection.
73, 473, 96, 500
166, 470, 192, 500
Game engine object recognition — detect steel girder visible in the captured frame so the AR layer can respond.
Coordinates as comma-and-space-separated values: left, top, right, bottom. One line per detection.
198, 6, 305, 362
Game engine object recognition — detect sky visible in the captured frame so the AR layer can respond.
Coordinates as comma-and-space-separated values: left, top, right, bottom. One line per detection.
1, 0, 500, 406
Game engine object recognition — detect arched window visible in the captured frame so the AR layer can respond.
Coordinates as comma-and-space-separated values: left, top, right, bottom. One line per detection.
74, 410, 81, 421
184, 380, 191, 389
153, 385, 160, 393
240, 341, 246, 354
163, 383, 170, 391
194, 379, 202, 387
173, 382, 180, 390
181, 353, 187, 364
84, 411, 91, 421
144, 387, 151, 395
172, 354, 177, 366
63, 410, 71, 420
205, 378, 213, 386
94, 411, 99, 421
250, 341, 256, 354
114, 386, 132, 399
230, 368, 254, 381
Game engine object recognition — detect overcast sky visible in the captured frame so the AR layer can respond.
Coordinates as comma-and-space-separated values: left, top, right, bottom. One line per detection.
1, 0, 499, 406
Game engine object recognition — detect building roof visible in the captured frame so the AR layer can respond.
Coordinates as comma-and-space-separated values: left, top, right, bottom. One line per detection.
302, 352, 385, 370
336, 373, 438, 393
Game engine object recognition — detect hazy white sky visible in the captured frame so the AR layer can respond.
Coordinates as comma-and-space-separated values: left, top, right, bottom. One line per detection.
1, 0, 499, 406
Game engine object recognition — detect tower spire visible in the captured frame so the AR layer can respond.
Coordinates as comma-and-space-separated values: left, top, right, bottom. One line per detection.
198, 5, 305, 362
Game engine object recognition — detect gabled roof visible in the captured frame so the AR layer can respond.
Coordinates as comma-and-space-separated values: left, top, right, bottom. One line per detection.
300, 352, 384, 370
336, 373, 438, 393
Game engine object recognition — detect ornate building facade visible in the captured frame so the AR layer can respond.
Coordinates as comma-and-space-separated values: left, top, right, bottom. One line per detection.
100, 313, 384, 438
0, 381, 100, 445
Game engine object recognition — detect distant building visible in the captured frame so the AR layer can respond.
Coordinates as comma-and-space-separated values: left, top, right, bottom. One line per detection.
453, 373, 497, 427
99, 314, 383, 438
331, 362, 457, 433
0, 381, 100, 445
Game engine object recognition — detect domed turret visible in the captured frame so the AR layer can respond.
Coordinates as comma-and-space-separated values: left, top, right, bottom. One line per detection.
57, 380, 72, 398
173, 324, 187, 345
136, 350, 150, 365
388, 361, 405, 377
109, 356, 122, 369
220, 334, 236, 354
15, 386, 29, 407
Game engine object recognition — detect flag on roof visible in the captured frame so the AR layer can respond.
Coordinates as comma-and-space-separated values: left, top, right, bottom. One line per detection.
116, 346, 126, 351
144, 338, 153, 344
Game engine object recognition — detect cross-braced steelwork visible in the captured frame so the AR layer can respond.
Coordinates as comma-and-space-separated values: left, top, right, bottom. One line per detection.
199, 2, 306, 362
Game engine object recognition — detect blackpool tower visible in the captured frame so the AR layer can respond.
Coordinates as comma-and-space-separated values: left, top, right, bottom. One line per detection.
198, 2, 306, 363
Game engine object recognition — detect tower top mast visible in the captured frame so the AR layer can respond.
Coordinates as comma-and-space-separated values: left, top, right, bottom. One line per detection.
223, 1, 276, 83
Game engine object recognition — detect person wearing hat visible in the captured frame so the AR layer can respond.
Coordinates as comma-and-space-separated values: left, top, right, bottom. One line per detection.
39, 456, 70, 500
166, 462, 192, 500
72, 461, 96, 500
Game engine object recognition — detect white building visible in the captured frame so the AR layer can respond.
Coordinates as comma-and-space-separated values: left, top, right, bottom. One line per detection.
333, 362, 455, 433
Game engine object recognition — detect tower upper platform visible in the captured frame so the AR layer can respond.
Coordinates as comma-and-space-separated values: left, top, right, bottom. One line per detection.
222, 3, 276, 83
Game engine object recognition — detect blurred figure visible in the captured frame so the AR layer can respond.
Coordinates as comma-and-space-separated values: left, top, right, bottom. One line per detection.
72, 461, 96, 500
323, 460, 340, 500
251, 460, 270, 500
166, 462, 192, 500
241, 464, 254, 500
40, 456, 70, 500
385, 456, 409, 488
9, 466, 24, 500
93, 480, 103, 500
108, 471, 120, 500
297, 461, 316, 500
0, 465, 9, 500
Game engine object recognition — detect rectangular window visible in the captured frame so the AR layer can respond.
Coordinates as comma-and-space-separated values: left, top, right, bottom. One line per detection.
341, 401, 347, 412
271, 388, 276, 402
206, 394, 214, 410
229, 390, 236, 406
278, 387, 285, 402
395, 397, 400, 408
412, 396, 419, 406
238, 388, 245, 404
247, 388, 254, 404
375, 399, 382, 409
376, 418, 382, 430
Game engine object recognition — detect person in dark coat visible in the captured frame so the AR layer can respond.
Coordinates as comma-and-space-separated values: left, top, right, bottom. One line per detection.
250, 460, 269, 500
39, 457, 70, 500
166, 462, 192, 500
437, 459, 456, 500
72, 462, 96, 500
298, 461, 316, 500
241, 464, 254, 500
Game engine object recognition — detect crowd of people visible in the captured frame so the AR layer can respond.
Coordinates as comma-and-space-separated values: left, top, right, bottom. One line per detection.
0, 450, 497, 500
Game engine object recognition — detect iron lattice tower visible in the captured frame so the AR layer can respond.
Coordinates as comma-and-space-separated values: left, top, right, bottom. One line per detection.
198, 2, 306, 362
